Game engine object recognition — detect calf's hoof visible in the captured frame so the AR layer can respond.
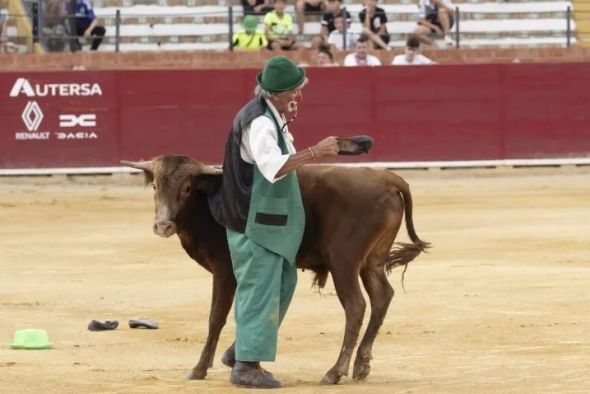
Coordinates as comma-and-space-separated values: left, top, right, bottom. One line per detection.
352, 360, 371, 380
186, 368, 207, 380
320, 370, 343, 385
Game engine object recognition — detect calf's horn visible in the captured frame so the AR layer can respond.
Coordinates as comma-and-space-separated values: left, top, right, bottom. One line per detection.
121, 160, 153, 171
201, 165, 223, 175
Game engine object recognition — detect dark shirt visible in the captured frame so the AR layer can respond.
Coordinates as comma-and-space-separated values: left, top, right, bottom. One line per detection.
321, 10, 352, 34
241, 0, 273, 15
208, 98, 268, 233
359, 7, 388, 34
75, 0, 95, 32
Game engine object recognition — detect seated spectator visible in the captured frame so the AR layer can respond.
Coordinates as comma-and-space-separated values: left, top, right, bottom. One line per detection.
233, 15, 268, 50
44, 0, 68, 52
310, 0, 351, 49
264, 0, 300, 50
0, 9, 9, 53
300, 45, 339, 67
414, 0, 454, 47
321, 0, 351, 37
296, 0, 325, 35
316, 46, 339, 66
241, 0, 273, 16
392, 35, 434, 65
327, 15, 357, 51
343, 35, 381, 67
359, 0, 391, 50
74, 0, 105, 51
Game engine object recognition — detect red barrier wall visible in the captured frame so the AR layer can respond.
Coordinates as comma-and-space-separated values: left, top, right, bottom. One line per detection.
1, 63, 590, 169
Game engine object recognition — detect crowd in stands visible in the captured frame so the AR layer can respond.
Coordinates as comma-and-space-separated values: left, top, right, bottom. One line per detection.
0, 0, 450, 58
233, 0, 439, 67
234, 0, 455, 53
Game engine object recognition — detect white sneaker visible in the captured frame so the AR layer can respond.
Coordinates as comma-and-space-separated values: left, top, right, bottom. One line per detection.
444, 35, 454, 46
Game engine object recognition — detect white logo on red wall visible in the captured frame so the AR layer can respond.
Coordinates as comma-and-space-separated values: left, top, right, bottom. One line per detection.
59, 114, 96, 128
21, 101, 44, 132
10, 77, 102, 141
10, 78, 103, 97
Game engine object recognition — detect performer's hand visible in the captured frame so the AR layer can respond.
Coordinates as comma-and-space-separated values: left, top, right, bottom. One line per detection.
312, 137, 340, 158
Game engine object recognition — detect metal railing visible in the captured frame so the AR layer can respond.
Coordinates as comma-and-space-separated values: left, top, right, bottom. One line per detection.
1, 1, 582, 54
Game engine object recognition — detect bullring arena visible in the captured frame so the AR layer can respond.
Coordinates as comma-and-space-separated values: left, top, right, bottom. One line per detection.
1, 165, 589, 393
2, 6, 590, 390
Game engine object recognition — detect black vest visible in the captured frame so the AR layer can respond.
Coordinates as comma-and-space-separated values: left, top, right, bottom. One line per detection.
208, 98, 268, 233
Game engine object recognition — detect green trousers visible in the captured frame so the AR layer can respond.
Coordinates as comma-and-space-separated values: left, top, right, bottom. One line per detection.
226, 228, 297, 362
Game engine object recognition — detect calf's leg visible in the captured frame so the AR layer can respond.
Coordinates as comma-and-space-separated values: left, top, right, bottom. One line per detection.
187, 271, 236, 379
320, 265, 366, 385
353, 264, 394, 380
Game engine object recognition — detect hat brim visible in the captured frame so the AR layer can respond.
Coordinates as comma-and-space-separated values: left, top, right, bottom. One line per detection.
256, 67, 306, 93
11, 343, 53, 350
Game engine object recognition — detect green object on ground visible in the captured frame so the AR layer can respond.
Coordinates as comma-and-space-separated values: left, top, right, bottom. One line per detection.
10, 329, 53, 350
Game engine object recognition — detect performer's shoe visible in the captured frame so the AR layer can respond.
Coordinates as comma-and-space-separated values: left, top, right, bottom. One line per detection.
221, 342, 236, 368
230, 361, 281, 389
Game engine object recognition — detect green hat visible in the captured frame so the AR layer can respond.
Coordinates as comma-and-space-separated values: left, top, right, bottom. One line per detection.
242, 15, 258, 30
10, 329, 53, 350
256, 56, 306, 93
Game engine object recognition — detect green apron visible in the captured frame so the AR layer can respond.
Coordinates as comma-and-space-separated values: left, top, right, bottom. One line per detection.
226, 108, 305, 362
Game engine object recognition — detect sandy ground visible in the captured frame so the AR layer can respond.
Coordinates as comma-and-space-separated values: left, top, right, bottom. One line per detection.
0, 166, 589, 394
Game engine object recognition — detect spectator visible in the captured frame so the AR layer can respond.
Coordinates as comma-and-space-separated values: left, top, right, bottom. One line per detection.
343, 35, 381, 67
300, 45, 339, 67
74, 0, 105, 51
321, 0, 351, 37
315, 45, 339, 66
414, 0, 454, 47
241, 0, 273, 15
233, 15, 268, 50
359, 0, 391, 50
296, 0, 325, 35
0, 9, 9, 53
44, 0, 68, 52
309, 0, 351, 49
327, 15, 357, 51
392, 35, 434, 65
264, 0, 300, 50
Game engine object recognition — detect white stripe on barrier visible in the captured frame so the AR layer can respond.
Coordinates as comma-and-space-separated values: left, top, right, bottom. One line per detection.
1, 157, 589, 176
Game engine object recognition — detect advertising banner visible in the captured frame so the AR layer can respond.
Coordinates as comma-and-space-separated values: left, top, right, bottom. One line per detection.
1, 63, 589, 170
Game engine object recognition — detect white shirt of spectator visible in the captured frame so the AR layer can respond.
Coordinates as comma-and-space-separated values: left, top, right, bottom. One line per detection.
328, 31, 358, 50
343, 53, 382, 67
392, 53, 433, 65
240, 98, 296, 183
418, 0, 454, 17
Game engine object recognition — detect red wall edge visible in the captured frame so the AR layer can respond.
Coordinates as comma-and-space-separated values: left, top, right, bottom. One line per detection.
1, 63, 589, 169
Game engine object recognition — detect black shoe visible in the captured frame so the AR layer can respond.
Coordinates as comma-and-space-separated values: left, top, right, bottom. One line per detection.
87, 320, 119, 331
129, 318, 159, 329
230, 361, 281, 389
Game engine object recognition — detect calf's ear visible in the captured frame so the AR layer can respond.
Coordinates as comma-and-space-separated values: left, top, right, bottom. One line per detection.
121, 160, 154, 185
194, 166, 223, 194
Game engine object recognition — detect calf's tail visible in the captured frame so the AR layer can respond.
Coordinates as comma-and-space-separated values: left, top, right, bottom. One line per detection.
384, 174, 431, 283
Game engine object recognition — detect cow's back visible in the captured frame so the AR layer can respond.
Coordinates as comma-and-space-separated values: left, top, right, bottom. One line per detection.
295, 165, 405, 277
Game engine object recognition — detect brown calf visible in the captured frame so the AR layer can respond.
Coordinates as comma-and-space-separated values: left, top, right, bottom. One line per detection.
122, 155, 429, 385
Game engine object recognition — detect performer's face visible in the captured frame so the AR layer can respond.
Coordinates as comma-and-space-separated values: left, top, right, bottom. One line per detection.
272, 88, 303, 115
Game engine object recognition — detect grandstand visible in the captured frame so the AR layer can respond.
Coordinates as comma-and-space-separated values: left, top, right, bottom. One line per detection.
90, 0, 578, 52
1, 0, 589, 53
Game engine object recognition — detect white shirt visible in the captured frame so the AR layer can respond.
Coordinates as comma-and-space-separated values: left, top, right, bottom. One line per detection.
328, 31, 358, 50
392, 53, 433, 65
343, 53, 381, 67
240, 99, 296, 183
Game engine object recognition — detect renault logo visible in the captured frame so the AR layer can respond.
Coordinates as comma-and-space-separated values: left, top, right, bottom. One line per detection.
21, 101, 44, 132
